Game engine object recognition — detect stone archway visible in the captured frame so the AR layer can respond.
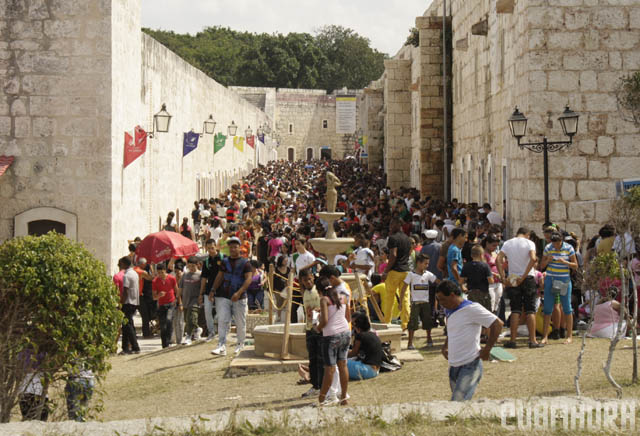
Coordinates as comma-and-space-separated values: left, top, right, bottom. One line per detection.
14, 207, 78, 240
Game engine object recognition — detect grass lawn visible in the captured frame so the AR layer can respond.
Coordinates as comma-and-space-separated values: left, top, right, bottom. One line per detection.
97, 327, 640, 422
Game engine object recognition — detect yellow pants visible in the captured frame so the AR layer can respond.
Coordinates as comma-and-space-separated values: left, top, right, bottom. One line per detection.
372, 283, 400, 320
384, 270, 410, 329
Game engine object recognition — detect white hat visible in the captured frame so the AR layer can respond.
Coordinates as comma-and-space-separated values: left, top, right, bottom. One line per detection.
423, 229, 438, 239
478, 208, 485, 214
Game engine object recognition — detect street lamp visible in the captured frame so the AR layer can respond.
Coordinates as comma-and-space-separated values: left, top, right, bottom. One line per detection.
148, 103, 172, 138
203, 115, 216, 135
245, 126, 253, 138
508, 105, 579, 224
228, 120, 238, 137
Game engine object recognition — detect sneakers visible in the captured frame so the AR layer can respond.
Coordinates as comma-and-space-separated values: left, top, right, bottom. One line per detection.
182, 338, 192, 346
504, 341, 517, 349
301, 387, 320, 398
315, 396, 339, 407
205, 333, 216, 342
407, 344, 416, 350
234, 345, 244, 355
211, 345, 227, 356
194, 327, 203, 340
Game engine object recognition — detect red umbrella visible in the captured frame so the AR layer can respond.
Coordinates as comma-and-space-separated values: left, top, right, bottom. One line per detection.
135, 231, 199, 264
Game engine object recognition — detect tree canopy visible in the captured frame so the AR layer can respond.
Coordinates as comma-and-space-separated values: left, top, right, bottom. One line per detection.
143, 25, 387, 92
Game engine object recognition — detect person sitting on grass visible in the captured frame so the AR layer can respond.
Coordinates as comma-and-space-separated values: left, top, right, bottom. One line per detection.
347, 312, 383, 380
400, 254, 440, 349
437, 280, 503, 402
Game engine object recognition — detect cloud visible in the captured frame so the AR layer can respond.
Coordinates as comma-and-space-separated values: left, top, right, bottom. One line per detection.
141, 0, 432, 56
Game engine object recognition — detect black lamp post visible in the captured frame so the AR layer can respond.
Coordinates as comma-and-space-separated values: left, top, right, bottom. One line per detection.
508, 106, 579, 224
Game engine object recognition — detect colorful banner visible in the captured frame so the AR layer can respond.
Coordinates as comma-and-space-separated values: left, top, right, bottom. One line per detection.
258, 132, 265, 143
214, 132, 226, 154
246, 135, 255, 149
183, 131, 199, 157
123, 126, 147, 168
233, 136, 244, 152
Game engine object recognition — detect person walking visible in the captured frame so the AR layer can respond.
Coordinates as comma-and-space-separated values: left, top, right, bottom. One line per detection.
119, 256, 141, 355
211, 237, 253, 356
437, 280, 503, 401
152, 264, 179, 348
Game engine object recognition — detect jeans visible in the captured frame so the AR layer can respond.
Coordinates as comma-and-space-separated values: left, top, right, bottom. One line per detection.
248, 289, 264, 310
203, 295, 216, 336
139, 292, 156, 337
121, 304, 140, 352
449, 358, 483, 401
184, 306, 199, 337
157, 302, 175, 348
306, 329, 324, 390
65, 377, 95, 422
216, 297, 247, 347
173, 307, 184, 344
347, 359, 379, 380
543, 276, 572, 315
321, 331, 351, 367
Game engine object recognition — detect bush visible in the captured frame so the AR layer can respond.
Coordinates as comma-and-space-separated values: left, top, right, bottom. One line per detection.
0, 232, 122, 422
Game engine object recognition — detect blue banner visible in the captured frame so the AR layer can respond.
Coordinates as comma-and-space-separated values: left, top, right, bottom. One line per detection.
183, 131, 199, 157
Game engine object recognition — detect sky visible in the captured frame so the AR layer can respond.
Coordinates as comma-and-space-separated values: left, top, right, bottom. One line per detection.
141, 0, 433, 57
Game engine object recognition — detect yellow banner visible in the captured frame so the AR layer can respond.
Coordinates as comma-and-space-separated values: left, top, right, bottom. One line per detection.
233, 136, 244, 152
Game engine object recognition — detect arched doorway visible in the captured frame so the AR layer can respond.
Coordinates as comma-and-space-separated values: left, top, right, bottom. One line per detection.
287, 147, 295, 162
15, 207, 78, 240
321, 147, 331, 160
306, 147, 313, 161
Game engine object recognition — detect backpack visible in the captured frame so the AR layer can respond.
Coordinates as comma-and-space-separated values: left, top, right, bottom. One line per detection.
379, 341, 402, 372
222, 257, 249, 296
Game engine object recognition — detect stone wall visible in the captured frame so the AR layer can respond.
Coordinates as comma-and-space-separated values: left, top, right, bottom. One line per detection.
0, 0, 114, 259
0, 0, 275, 272
383, 58, 411, 189
275, 88, 361, 161
357, 83, 384, 170
436, 0, 640, 238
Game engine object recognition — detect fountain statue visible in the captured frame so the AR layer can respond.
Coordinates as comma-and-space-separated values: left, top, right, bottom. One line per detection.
326, 171, 341, 213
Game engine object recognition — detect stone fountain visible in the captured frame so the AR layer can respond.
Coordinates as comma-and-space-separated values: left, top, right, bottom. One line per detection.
251, 171, 402, 361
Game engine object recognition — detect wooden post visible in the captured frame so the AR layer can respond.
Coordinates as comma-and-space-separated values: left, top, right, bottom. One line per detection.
281, 270, 295, 359
158, 216, 162, 232
353, 272, 370, 320
268, 263, 275, 325
176, 208, 179, 229
356, 272, 384, 321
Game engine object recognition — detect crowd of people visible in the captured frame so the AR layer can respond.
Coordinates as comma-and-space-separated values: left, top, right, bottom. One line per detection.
113, 158, 638, 405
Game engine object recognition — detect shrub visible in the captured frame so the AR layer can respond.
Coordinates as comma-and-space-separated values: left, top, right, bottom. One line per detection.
0, 232, 122, 422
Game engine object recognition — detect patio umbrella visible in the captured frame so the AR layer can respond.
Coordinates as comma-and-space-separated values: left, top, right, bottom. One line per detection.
135, 231, 199, 264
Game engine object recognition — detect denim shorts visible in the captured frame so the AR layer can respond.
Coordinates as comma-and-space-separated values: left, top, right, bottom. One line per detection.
321, 331, 351, 366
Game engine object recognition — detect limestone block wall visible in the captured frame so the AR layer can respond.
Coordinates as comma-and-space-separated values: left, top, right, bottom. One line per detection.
357, 85, 384, 170
0, 0, 275, 272
274, 89, 361, 161
383, 59, 412, 189
434, 0, 640, 239
0, 0, 113, 259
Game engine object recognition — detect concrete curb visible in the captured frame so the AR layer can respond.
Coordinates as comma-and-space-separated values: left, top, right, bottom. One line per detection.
2, 396, 638, 435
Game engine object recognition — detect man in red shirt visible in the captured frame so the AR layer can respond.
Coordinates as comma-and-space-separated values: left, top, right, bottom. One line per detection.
153, 264, 181, 348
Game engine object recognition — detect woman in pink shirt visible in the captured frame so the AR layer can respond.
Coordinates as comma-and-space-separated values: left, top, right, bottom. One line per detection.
588, 291, 625, 339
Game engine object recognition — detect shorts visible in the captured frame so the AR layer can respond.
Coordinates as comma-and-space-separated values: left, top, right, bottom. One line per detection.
408, 302, 433, 331
321, 331, 351, 367
467, 289, 492, 312
506, 276, 537, 315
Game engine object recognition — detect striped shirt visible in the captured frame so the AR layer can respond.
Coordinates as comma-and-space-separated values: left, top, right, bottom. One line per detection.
544, 242, 575, 279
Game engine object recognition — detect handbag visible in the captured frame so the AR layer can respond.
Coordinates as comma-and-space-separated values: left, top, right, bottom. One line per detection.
551, 279, 569, 296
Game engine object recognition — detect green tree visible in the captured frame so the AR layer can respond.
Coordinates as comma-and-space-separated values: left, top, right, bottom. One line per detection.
142, 25, 386, 92
314, 25, 386, 92
616, 71, 640, 126
0, 232, 122, 422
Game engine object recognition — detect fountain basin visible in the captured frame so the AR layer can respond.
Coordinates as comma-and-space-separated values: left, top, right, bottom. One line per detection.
309, 238, 354, 263
253, 323, 402, 359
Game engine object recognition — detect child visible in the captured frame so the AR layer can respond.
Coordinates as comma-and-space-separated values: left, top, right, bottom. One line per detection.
247, 260, 266, 311
400, 254, 440, 349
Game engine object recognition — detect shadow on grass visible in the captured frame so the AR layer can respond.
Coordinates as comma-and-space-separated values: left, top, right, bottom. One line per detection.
145, 356, 215, 375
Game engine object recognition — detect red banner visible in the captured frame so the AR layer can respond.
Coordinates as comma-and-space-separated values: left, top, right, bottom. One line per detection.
124, 126, 147, 168
246, 135, 255, 148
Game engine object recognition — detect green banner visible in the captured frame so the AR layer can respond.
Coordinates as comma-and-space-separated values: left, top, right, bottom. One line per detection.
214, 132, 226, 154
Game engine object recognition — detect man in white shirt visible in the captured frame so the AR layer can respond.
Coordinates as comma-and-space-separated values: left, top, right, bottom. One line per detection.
294, 237, 318, 274
482, 203, 503, 227
496, 227, 543, 349
437, 280, 503, 401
